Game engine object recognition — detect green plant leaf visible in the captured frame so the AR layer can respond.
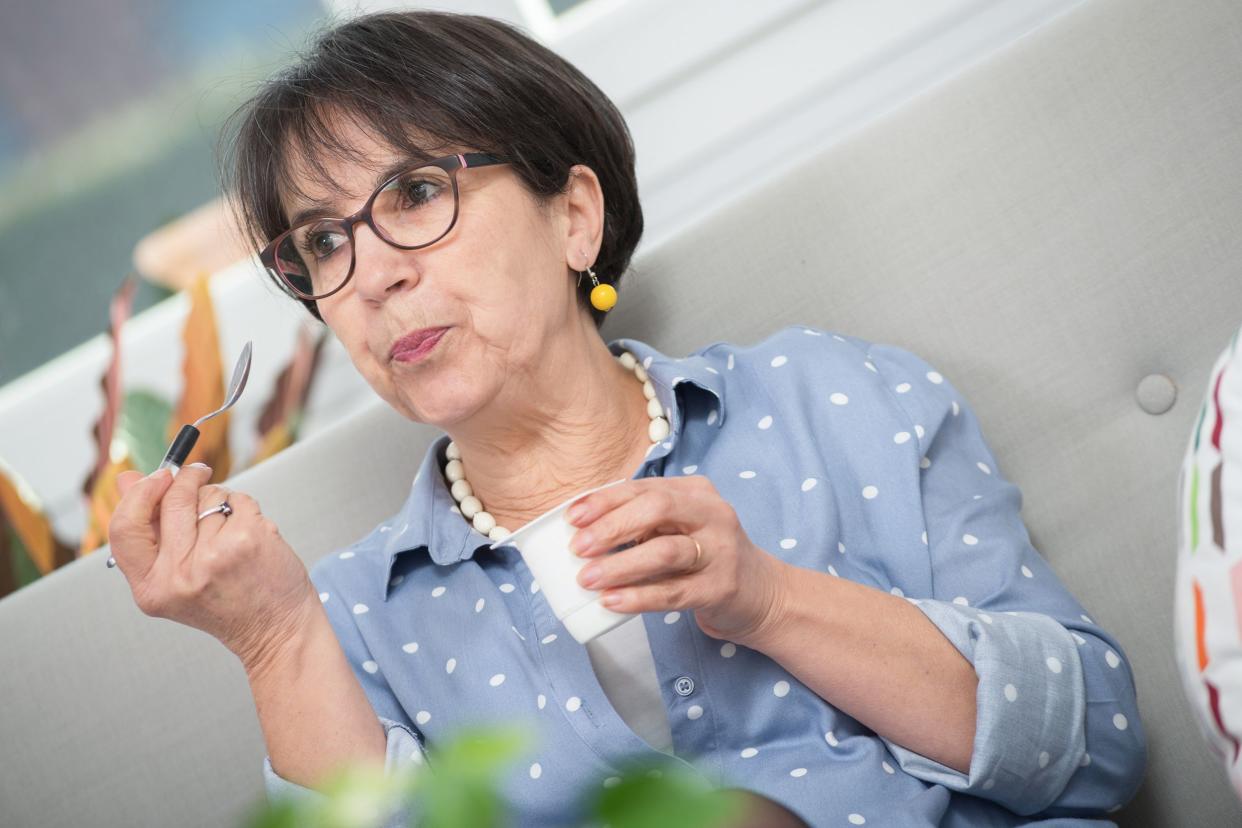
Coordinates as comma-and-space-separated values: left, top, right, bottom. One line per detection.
317, 762, 420, 828
592, 765, 745, 828
417, 778, 505, 828
237, 725, 753, 828
5, 523, 42, 590
427, 725, 531, 780
413, 725, 533, 828
239, 796, 305, 828
118, 389, 173, 474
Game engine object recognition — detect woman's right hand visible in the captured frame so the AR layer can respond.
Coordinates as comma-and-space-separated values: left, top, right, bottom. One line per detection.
108, 463, 318, 673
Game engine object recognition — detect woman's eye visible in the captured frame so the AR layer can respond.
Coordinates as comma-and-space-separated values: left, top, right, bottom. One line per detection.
303, 230, 345, 260
399, 178, 440, 207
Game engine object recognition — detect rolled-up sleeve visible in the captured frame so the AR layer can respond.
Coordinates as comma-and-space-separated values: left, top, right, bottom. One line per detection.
865, 342, 1147, 817
264, 716, 425, 807
261, 563, 429, 825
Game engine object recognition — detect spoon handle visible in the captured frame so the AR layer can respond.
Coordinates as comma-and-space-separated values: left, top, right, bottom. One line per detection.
160, 424, 201, 474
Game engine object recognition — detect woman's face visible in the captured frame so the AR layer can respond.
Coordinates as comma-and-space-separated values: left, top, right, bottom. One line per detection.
279, 119, 603, 427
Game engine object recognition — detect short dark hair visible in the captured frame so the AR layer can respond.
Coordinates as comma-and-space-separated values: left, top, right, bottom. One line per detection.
221, 10, 642, 329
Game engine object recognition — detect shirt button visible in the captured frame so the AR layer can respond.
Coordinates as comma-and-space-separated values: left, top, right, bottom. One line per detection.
674, 676, 695, 696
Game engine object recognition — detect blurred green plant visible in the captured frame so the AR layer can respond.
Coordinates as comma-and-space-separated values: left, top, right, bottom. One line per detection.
591, 767, 746, 828
117, 389, 174, 474
243, 724, 750, 828
0, 273, 327, 598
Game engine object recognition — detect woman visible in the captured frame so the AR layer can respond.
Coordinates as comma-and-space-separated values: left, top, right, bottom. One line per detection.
107, 10, 1146, 827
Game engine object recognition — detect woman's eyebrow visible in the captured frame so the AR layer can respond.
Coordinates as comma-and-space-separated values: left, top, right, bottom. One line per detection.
286, 156, 441, 226
288, 202, 337, 227
374, 157, 421, 185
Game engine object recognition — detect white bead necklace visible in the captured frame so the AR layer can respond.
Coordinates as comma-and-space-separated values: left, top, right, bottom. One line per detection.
443, 350, 670, 542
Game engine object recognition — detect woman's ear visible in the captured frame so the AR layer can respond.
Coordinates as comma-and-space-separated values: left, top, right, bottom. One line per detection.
562, 164, 605, 269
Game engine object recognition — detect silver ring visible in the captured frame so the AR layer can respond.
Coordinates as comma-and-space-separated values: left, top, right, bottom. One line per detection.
198, 500, 233, 521
108, 500, 234, 569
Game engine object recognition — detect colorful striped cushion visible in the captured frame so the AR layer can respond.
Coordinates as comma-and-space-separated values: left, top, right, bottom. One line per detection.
1177, 323, 1242, 800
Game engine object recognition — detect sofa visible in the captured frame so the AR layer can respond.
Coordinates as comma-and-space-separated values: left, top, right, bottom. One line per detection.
3, 0, 1241, 824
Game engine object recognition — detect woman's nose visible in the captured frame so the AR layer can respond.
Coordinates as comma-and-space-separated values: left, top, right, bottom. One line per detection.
348, 222, 420, 302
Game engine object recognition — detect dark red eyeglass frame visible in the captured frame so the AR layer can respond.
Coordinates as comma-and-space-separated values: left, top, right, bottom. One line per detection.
258, 151, 510, 301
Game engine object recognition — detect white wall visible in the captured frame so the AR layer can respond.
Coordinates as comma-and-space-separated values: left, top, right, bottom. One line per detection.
327, 0, 1087, 249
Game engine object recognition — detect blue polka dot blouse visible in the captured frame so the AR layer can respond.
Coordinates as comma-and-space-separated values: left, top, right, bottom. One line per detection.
264, 325, 1147, 827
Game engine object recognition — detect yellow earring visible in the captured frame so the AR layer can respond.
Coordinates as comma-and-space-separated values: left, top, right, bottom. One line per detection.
583, 263, 617, 312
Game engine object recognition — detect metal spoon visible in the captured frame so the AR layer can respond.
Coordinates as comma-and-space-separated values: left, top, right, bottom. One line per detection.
106, 341, 253, 569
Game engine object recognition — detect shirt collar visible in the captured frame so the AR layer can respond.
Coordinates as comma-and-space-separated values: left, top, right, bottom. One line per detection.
378, 335, 726, 598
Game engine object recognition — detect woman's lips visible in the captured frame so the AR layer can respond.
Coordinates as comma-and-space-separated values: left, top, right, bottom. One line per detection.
392, 327, 450, 363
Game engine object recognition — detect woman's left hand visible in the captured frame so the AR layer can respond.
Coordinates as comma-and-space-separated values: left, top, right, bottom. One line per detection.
566, 475, 790, 644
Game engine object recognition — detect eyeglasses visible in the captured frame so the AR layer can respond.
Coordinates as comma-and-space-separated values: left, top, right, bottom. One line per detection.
259, 152, 510, 301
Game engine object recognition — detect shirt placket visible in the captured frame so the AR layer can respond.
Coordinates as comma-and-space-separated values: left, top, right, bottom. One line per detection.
492, 370, 720, 780
635, 377, 727, 781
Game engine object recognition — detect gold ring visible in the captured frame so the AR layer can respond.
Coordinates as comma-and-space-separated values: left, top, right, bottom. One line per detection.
692, 537, 703, 569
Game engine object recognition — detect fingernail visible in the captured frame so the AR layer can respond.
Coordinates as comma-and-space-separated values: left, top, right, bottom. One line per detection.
570, 530, 593, 555
567, 502, 588, 524
189, 462, 211, 470
579, 565, 600, 588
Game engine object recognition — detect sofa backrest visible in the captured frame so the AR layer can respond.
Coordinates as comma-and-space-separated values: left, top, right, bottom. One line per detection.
3, 0, 1241, 825
604, 0, 1242, 821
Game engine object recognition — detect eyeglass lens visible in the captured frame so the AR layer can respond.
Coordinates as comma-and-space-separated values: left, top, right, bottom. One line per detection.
273, 164, 456, 298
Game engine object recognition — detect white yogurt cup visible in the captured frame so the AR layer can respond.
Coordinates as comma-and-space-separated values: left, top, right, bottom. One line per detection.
488, 478, 635, 643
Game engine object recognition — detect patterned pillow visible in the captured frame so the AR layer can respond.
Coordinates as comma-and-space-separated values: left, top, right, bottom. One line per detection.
1176, 323, 1242, 800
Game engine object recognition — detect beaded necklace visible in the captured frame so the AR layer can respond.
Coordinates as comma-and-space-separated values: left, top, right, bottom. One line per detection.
443, 350, 669, 540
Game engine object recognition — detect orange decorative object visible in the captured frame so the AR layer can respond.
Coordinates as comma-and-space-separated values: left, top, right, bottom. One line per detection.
251, 324, 327, 466
0, 464, 74, 574
1195, 578, 1209, 672
76, 275, 139, 561
169, 273, 231, 479
79, 456, 135, 557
